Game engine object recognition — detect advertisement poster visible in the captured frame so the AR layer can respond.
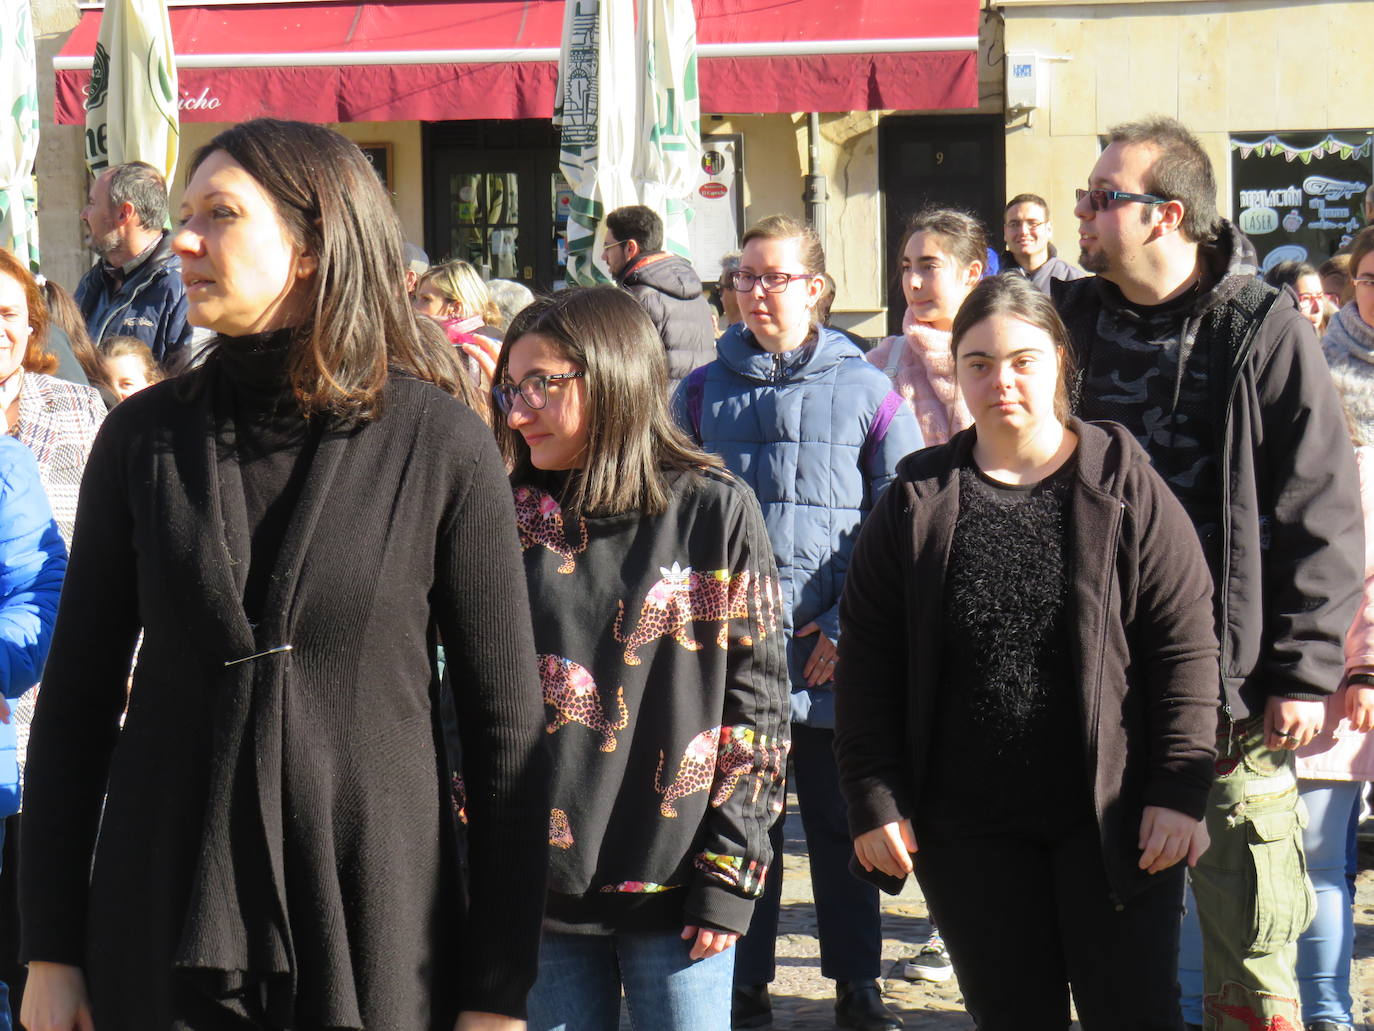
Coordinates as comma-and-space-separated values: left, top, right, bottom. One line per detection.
1231, 131, 1372, 271
688, 134, 744, 284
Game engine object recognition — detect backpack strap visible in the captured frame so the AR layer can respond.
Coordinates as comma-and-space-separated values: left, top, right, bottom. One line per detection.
883, 347, 901, 383
860, 391, 904, 471
684, 364, 709, 441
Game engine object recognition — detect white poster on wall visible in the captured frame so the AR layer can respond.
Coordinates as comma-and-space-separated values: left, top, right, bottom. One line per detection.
689, 135, 743, 284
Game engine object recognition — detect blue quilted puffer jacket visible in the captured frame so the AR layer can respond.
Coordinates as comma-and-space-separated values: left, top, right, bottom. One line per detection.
674, 324, 922, 727
0, 437, 68, 818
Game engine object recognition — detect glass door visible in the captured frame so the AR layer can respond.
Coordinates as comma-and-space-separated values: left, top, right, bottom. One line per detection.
426, 121, 563, 293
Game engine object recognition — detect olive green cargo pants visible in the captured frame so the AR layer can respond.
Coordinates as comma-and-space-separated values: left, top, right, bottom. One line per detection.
1190, 715, 1315, 1031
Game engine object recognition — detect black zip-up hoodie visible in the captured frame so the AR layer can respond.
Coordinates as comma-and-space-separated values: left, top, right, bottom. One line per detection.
834, 419, 1219, 903
1054, 221, 1363, 719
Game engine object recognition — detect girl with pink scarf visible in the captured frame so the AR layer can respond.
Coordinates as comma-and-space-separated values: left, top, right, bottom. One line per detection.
867, 209, 987, 447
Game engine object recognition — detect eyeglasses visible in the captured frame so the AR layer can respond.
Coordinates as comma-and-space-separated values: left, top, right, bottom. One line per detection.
1354, 278, 1374, 289
602, 239, 628, 254
1296, 292, 1325, 307
492, 371, 585, 414
1005, 219, 1046, 232
724, 271, 815, 293
1075, 188, 1169, 211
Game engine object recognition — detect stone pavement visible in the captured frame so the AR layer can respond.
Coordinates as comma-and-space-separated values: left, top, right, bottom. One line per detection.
757, 799, 1374, 1030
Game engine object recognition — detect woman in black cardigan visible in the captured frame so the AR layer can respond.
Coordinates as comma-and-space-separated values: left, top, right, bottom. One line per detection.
19, 120, 549, 1031
833, 275, 1219, 1030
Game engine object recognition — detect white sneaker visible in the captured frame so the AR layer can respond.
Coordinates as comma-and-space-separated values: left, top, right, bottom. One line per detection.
900, 930, 953, 983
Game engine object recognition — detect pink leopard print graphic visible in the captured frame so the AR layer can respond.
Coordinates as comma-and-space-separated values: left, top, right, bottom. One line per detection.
549, 808, 574, 849
613, 563, 779, 666
540, 654, 629, 753
655, 725, 773, 818
513, 486, 588, 573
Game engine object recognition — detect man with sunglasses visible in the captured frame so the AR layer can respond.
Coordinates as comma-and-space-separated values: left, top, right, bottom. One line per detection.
603, 205, 716, 390
1052, 116, 1363, 1031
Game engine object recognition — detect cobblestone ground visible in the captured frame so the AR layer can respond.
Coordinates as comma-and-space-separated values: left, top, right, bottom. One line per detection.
616, 793, 1374, 1029
763, 804, 1374, 1030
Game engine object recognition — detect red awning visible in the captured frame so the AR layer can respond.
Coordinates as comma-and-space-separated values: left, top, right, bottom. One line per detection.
54, 0, 978, 123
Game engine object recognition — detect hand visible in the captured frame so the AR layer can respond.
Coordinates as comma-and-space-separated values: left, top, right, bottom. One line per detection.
454, 1012, 525, 1031
21, 961, 95, 1031
0, 695, 9, 724
681, 924, 738, 960
1188, 819, 1211, 868
460, 334, 502, 392
853, 819, 917, 879
1137, 805, 1203, 874
1264, 696, 1325, 751
797, 623, 837, 686
1347, 684, 1374, 733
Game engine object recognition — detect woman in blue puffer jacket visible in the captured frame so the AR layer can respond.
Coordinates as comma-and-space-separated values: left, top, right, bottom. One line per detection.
675, 214, 921, 1031
0, 433, 67, 1031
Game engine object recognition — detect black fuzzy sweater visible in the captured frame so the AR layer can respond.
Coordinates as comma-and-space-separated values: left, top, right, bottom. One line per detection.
20, 346, 550, 1029
921, 458, 1091, 839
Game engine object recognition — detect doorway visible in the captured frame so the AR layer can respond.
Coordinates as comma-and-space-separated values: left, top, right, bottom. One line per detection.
878, 114, 1006, 336
424, 120, 563, 293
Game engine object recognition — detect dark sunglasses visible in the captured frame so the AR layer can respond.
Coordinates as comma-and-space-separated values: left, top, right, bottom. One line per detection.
1075, 187, 1169, 211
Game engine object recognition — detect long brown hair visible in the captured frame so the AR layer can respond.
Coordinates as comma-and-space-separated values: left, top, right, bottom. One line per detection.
0, 249, 57, 375
190, 119, 469, 418
492, 287, 721, 517
41, 279, 113, 391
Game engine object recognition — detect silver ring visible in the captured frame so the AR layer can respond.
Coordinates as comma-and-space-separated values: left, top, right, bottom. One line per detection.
1276, 730, 1295, 739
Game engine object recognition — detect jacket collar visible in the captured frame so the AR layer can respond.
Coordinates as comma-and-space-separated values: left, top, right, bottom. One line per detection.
715, 322, 864, 383
902, 416, 1141, 502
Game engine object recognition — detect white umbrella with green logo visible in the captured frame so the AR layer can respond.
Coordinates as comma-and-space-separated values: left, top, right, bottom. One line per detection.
555, 0, 637, 286
0, 0, 40, 270
634, 0, 701, 261
85, 0, 179, 184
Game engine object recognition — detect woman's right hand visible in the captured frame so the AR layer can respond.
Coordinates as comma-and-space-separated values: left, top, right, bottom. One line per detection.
1347, 684, 1374, 732
21, 961, 95, 1031
853, 819, 917, 879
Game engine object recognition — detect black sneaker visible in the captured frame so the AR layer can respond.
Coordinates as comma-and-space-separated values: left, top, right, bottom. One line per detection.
1306, 1023, 1356, 1031
834, 979, 903, 1031
899, 930, 952, 983
732, 983, 772, 1030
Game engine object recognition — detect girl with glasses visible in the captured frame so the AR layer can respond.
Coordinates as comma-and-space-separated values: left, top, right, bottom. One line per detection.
866, 208, 986, 450
675, 215, 920, 1031
490, 286, 789, 1031
835, 273, 1219, 1030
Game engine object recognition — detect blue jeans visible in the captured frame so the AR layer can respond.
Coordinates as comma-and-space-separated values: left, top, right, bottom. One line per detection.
527, 928, 734, 1031
1295, 778, 1362, 1024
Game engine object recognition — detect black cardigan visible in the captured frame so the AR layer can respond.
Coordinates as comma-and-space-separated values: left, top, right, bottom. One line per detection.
19, 364, 550, 1029
833, 418, 1219, 903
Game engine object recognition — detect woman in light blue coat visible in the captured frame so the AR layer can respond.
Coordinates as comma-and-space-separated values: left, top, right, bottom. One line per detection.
0, 431, 68, 1031
676, 214, 920, 1031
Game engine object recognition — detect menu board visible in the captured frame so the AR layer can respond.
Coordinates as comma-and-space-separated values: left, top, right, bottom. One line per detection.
1231, 131, 1372, 272
688, 134, 745, 284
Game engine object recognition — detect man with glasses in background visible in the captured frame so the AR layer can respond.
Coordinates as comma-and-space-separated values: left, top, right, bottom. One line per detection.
1001, 192, 1088, 294
1052, 115, 1363, 1031
603, 205, 716, 389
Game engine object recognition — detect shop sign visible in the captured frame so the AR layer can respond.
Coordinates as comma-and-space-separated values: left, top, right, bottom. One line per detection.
1231, 131, 1372, 270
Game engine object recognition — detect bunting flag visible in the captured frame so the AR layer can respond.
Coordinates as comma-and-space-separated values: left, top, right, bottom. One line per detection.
85, 0, 179, 185
1232, 133, 1371, 163
0, 0, 40, 270
555, 0, 636, 286
634, 0, 702, 260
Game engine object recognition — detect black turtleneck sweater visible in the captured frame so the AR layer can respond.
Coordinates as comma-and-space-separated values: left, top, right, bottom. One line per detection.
210, 330, 318, 624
